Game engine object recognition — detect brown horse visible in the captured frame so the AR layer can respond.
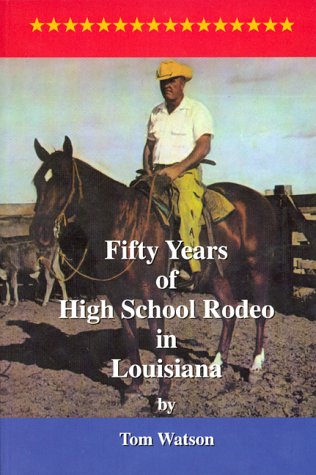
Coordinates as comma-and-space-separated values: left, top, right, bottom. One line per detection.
30, 136, 276, 398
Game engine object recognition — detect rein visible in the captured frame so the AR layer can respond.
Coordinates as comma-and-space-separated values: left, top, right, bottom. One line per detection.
54, 162, 157, 283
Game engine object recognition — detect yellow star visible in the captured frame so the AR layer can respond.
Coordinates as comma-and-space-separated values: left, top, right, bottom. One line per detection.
263, 18, 277, 31
247, 18, 260, 32
214, 18, 227, 32
280, 18, 294, 32
80, 18, 94, 32
197, 18, 211, 32
97, 18, 111, 32
180, 18, 194, 32
230, 18, 244, 32
64, 18, 77, 32
47, 18, 61, 32
147, 17, 160, 32
114, 17, 127, 32
30, 18, 44, 32
164, 18, 177, 32
130, 18, 144, 32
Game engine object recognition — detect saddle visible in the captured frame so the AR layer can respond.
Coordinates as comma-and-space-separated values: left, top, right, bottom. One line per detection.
131, 172, 235, 281
131, 171, 235, 227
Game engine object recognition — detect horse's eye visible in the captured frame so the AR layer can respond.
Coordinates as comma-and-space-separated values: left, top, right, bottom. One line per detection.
44, 169, 53, 182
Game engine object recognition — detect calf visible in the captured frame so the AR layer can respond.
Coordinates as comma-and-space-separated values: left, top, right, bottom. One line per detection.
0, 241, 68, 306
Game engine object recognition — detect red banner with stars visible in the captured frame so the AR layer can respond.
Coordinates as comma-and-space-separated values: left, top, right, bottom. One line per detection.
0, 0, 315, 57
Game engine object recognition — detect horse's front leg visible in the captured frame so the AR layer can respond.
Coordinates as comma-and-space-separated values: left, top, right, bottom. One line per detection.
146, 295, 171, 401
248, 258, 271, 372
212, 274, 237, 367
111, 297, 143, 393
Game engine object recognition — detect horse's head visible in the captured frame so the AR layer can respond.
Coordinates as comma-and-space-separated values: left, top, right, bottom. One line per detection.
30, 136, 76, 247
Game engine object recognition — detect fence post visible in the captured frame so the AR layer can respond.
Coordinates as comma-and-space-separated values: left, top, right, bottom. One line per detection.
271, 185, 293, 314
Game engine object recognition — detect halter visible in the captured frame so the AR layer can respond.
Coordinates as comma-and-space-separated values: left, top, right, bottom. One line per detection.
54, 159, 83, 238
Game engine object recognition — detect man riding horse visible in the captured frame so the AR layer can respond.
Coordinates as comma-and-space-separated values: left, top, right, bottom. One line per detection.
30, 63, 276, 404
143, 60, 214, 289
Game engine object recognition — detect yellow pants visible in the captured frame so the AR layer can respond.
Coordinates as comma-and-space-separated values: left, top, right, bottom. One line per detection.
172, 168, 204, 273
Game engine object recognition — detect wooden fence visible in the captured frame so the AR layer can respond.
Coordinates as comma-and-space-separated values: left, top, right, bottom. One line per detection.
267, 186, 316, 314
0, 203, 34, 239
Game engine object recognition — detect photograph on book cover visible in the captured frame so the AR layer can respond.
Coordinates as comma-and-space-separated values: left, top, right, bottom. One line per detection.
0, 56, 315, 418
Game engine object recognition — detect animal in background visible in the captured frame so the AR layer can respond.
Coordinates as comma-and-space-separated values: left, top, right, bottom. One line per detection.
0, 241, 68, 306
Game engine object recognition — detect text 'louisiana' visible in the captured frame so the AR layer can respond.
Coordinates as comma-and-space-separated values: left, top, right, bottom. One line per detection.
112, 358, 222, 379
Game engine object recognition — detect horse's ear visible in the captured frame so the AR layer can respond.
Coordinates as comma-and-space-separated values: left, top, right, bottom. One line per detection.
63, 136, 73, 158
34, 139, 50, 162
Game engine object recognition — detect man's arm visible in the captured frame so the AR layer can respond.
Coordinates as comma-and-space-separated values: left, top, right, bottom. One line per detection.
142, 139, 155, 176
158, 134, 211, 181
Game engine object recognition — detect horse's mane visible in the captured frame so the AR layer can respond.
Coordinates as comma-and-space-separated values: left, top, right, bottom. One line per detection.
75, 157, 129, 194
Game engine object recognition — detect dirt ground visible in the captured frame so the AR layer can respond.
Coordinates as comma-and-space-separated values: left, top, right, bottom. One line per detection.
0, 292, 315, 418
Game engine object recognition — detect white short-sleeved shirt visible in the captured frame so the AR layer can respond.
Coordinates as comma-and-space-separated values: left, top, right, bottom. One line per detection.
147, 96, 214, 165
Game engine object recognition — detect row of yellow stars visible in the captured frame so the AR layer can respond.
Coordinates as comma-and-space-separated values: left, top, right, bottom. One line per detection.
30, 17, 294, 33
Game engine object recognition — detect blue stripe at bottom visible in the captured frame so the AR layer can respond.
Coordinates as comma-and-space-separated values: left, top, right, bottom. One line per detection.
1, 418, 315, 475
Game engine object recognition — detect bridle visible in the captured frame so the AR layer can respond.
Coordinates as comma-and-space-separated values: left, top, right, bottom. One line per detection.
49, 158, 157, 283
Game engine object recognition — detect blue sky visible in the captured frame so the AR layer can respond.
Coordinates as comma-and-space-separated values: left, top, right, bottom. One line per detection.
1, 58, 315, 203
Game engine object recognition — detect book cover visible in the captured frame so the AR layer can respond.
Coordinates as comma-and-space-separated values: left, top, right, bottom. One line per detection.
0, 1, 315, 474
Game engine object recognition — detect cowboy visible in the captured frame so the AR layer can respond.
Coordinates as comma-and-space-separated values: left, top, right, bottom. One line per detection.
143, 60, 214, 286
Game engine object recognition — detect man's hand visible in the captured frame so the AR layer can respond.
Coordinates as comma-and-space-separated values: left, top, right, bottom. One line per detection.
157, 163, 183, 181
144, 134, 211, 181
158, 134, 212, 181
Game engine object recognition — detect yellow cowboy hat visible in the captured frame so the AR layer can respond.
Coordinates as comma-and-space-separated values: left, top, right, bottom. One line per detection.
156, 60, 193, 81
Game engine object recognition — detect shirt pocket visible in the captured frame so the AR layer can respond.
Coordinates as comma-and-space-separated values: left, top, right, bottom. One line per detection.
170, 128, 188, 137
169, 125, 193, 154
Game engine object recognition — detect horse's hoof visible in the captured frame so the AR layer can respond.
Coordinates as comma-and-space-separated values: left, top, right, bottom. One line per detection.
121, 391, 148, 415
248, 370, 263, 384
151, 401, 163, 416
124, 382, 143, 394
151, 398, 174, 417
250, 349, 265, 372
250, 366, 263, 374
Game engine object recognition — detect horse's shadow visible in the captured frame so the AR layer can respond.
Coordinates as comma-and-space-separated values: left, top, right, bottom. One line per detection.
1, 320, 247, 404
1, 321, 127, 393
